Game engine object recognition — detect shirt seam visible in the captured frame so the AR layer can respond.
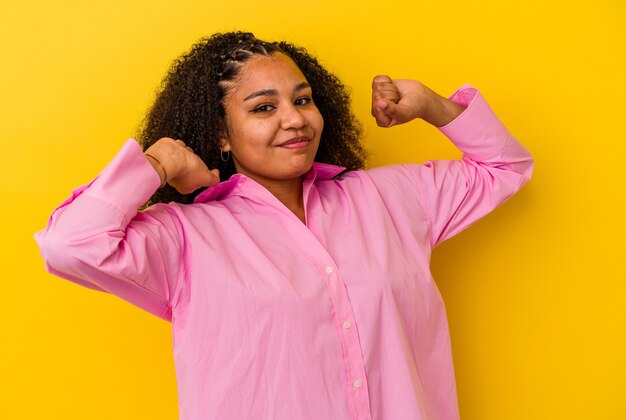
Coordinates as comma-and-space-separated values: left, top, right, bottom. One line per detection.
411, 170, 437, 248
167, 206, 187, 316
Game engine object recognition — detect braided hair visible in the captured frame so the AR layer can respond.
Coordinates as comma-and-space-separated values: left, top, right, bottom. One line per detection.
138, 31, 365, 205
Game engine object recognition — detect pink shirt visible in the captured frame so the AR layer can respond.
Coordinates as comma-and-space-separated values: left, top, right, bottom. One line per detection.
35, 86, 533, 420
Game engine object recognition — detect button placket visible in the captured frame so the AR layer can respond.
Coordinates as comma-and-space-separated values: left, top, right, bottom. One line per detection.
290, 185, 371, 418
318, 262, 372, 419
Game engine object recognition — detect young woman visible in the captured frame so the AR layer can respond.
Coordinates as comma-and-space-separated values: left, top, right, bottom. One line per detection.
36, 31, 533, 420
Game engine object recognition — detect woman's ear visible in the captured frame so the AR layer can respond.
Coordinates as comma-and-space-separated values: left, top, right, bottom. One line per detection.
219, 136, 232, 153
218, 119, 232, 152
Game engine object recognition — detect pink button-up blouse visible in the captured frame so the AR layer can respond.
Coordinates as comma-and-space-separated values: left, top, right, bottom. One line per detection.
35, 86, 533, 420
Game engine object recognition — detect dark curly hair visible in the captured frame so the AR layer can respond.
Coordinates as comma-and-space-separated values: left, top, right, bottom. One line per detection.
137, 31, 366, 205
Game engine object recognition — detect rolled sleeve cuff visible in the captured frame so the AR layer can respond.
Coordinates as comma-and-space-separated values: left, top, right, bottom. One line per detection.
84, 139, 161, 221
438, 84, 511, 160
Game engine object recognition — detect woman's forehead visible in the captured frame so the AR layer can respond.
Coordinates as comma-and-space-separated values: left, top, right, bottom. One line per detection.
233, 54, 308, 91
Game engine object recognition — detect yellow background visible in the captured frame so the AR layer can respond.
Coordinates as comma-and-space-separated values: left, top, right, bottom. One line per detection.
1, 0, 624, 418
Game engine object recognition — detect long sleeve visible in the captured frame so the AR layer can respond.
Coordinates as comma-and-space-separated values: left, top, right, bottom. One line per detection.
417, 85, 533, 246
35, 139, 185, 321
423, 85, 534, 246
367, 85, 534, 248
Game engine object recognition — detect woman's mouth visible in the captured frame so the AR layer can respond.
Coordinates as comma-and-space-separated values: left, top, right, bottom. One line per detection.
278, 137, 311, 149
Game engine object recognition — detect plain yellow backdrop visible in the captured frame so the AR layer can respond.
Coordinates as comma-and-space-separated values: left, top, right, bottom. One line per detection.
1, 0, 624, 418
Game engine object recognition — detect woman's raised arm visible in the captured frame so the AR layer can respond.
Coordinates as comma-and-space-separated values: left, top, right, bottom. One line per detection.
368, 79, 534, 247
35, 138, 217, 320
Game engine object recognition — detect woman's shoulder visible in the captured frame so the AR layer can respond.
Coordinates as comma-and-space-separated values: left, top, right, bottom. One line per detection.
318, 164, 426, 204
335, 164, 422, 184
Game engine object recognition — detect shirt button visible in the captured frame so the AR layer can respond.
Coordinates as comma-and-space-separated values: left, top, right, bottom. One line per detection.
342, 321, 351, 329
353, 379, 362, 388
325, 266, 333, 274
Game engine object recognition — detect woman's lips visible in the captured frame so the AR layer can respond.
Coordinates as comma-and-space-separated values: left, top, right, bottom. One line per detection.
279, 137, 311, 149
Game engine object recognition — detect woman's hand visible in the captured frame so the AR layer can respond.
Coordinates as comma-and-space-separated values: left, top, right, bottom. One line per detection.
371, 75, 465, 128
145, 138, 220, 194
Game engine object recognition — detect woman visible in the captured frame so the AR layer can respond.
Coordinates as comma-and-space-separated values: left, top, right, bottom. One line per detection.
36, 32, 533, 420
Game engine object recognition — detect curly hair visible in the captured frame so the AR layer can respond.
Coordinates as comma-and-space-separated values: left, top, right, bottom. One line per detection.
137, 31, 366, 205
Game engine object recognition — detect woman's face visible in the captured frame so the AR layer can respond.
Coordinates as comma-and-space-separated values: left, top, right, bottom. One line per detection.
220, 53, 324, 186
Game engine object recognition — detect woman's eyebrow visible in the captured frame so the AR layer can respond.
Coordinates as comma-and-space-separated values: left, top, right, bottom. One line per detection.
243, 82, 312, 101
294, 82, 311, 93
244, 89, 277, 101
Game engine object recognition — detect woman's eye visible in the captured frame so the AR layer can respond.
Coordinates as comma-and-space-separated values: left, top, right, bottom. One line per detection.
295, 96, 312, 106
252, 104, 275, 113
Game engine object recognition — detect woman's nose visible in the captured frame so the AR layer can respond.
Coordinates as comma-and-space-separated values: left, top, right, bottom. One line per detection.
280, 104, 306, 130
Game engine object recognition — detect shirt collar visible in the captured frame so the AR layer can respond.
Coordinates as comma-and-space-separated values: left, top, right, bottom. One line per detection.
193, 162, 346, 204
308, 161, 347, 181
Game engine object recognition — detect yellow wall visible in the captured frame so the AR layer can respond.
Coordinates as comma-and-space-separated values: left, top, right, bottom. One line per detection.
2, 0, 624, 418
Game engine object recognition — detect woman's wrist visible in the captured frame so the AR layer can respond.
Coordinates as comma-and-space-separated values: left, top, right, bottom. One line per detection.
425, 94, 465, 127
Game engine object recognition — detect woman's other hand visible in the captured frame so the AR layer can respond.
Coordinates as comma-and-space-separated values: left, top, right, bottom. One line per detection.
145, 138, 220, 194
371, 75, 465, 128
